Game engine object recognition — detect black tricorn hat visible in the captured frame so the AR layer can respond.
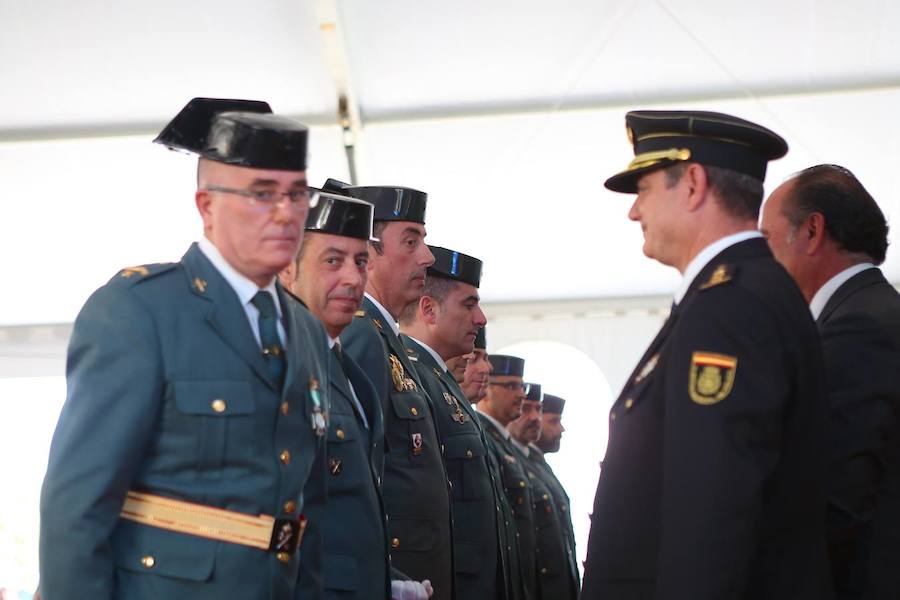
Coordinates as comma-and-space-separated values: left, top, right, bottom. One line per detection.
489, 355, 525, 377
474, 327, 486, 350
524, 383, 542, 402
605, 109, 788, 193
154, 97, 309, 171
305, 191, 374, 241
427, 246, 483, 288
541, 394, 566, 414
336, 185, 428, 224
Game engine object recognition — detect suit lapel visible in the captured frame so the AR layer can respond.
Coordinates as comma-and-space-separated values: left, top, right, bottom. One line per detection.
329, 350, 369, 426
182, 244, 277, 391
817, 267, 884, 326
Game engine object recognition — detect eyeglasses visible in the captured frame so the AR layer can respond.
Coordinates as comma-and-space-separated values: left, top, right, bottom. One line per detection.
489, 381, 526, 392
204, 185, 320, 211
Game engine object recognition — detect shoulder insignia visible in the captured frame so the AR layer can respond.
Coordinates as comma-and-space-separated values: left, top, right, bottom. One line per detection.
699, 264, 732, 290
120, 266, 149, 278
689, 351, 737, 405
634, 353, 659, 385
192, 278, 208, 293
433, 367, 442, 376
372, 318, 383, 330
354, 310, 366, 317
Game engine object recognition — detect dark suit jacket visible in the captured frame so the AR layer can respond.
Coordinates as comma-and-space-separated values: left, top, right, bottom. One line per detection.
401, 335, 505, 600
298, 347, 390, 600
341, 298, 454, 600
39, 243, 330, 600
817, 267, 900, 599
582, 238, 832, 600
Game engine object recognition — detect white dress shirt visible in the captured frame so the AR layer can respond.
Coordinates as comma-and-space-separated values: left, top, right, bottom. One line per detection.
809, 263, 876, 320
406, 336, 448, 372
198, 237, 286, 347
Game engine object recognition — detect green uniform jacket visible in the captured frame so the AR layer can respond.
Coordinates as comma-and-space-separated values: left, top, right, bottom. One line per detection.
341, 298, 454, 600
39, 243, 330, 600
523, 447, 579, 600
298, 347, 390, 599
401, 335, 507, 600
478, 412, 537, 600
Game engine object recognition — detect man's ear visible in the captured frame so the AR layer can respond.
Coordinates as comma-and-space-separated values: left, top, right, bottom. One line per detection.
420, 295, 439, 325
684, 163, 709, 212
804, 212, 827, 255
195, 189, 214, 231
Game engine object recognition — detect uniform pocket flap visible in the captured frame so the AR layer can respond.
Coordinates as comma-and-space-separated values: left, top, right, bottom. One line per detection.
112, 519, 215, 581
389, 392, 427, 421
327, 414, 359, 443
173, 380, 254, 415
388, 517, 439, 553
442, 433, 484, 460
324, 551, 359, 591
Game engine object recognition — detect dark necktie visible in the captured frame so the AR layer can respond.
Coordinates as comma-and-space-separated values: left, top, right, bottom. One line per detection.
251, 291, 285, 388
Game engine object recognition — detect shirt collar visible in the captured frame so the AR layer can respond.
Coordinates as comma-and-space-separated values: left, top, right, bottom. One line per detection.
328, 336, 339, 350
198, 237, 282, 318
477, 408, 510, 440
406, 335, 448, 372
365, 292, 400, 336
674, 230, 762, 305
809, 263, 876, 320
510, 437, 530, 457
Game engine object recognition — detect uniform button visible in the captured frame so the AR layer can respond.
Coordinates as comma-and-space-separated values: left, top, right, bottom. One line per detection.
441, 444, 445, 454
561, 505, 568, 512
376, 476, 382, 487
391, 537, 401, 548
542, 494, 549, 500
276, 551, 291, 564
284, 500, 296, 514
624, 398, 634, 410
518, 480, 526, 488
466, 450, 473, 459
411, 407, 418, 416
281, 401, 289, 415
141, 555, 155, 568
211, 399, 226, 413
448, 480, 453, 490
610, 411, 617, 421
336, 429, 345, 440
517, 498, 524, 505
541, 567, 548, 575
279, 450, 291, 465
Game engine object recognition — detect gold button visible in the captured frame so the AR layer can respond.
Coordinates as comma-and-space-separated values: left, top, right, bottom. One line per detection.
519, 480, 526, 488
391, 537, 400, 548
284, 500, 296, 514
281, 401, 289, 415
211, 399, 226, 413
466, 450, 473, 459
141, 555, 155, 568
410, 407, 418, 416
336, 429, 345, 440
276, 551, 291, 564
542, 494, 549, 500
624, 398, 634, 410
279, 450, 291, 465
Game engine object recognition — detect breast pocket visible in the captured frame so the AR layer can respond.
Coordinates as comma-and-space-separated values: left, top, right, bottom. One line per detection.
443, 432, 488, 501
326, 413, 364, 493
168, 380, 255, 473
388, 390, 437, 468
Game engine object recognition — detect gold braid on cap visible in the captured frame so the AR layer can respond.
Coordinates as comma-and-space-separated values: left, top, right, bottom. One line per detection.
625, 148, 692, 172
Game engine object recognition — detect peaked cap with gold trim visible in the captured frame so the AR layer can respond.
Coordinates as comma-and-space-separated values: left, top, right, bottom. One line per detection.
605, 110, 788, 193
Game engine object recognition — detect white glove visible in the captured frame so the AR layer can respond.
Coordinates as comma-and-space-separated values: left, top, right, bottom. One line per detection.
391, 579, 434, 600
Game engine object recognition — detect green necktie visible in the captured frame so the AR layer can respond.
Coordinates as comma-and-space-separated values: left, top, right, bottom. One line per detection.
251, 291, 285, 387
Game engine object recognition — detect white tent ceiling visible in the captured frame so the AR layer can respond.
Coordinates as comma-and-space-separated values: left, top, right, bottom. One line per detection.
2, 0, 899, 326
